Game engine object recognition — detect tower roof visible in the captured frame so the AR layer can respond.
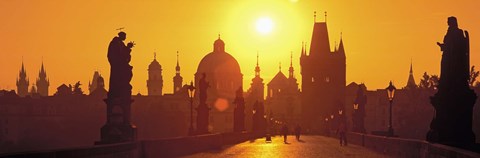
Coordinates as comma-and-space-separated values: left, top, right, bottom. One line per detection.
149, 52, 162, 70
310, 22, 331, 56
406, 60, 417, 88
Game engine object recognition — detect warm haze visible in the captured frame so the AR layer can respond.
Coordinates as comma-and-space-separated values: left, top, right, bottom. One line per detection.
0, 0, 479, 95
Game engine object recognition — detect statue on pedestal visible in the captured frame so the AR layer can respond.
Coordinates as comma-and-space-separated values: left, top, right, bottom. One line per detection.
233, 87, 245, 132
427, 17, 476, 149
96, 32, 137, 145
196, 73, 210, 134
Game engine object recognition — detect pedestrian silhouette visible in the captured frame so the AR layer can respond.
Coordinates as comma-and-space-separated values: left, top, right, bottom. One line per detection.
295, 124, 302, 141
336, 122, 348, 146
282, 124, 289, 143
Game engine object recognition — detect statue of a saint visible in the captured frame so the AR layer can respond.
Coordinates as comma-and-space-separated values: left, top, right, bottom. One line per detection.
107, 32, 135, 98
198, 73, 209, 104
436, 16, 469, 88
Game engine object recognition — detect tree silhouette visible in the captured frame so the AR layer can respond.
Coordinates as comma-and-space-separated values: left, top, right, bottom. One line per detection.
419, 72, 431, 89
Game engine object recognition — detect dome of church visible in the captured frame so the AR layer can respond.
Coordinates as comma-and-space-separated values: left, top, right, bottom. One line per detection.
196, 37, 241, 75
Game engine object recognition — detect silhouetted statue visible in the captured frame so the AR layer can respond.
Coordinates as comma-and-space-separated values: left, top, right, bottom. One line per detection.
436, 17, 470, 89
97, 32, 136, 145
427, 17, 476, 149
233, 87, 245, 132
107, 31, 135, 99
196, 73, 210, 135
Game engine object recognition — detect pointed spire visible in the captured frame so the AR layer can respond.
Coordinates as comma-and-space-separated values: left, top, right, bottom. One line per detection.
176, 51, 181, 73
289, 51, 294, 79
255, 52, 260, 77
324, 11, 327, 22
154, 52, 157, 60
301, 41, 305, 56
314, 11, 317, 22
409, 58, 413, 74
279, 62, 282, 72
338, 33, 345, 54
406, 59, 417, 88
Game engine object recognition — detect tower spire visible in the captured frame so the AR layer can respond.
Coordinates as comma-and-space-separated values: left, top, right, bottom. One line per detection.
314, 11, 317, 22
176, 51, 180, 72
279, 62, 282, 72
324, 11, 327, 22
289, 51, 294, 79
154, 52, 157, 60
255, 52, 260, 77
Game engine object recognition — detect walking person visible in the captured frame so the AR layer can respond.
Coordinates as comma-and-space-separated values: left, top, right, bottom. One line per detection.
281, 124, 289, 143
336, 122, 348, 146
295, 124, 302, 141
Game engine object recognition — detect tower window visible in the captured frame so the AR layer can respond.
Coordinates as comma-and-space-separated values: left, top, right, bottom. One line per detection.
311, 77, 315, 82
325, 77, 330, 83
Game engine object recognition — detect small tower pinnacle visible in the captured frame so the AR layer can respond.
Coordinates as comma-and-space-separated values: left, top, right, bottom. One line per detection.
324, 11, 327, 22
314, 11, 317, 22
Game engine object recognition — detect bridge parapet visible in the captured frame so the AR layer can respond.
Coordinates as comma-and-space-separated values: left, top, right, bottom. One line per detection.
347, 132, 480, 158
0, 132, 263, 158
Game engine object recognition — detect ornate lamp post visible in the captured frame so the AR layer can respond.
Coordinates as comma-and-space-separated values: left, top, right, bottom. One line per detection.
386, 81, 396, 137
187, 81, 195, 136
353, 102, 359, 132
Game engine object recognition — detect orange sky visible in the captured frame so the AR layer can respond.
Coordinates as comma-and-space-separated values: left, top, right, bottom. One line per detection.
0, 0, 479, 95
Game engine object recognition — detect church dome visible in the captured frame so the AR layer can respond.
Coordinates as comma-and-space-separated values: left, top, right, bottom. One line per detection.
197, 37, 240, 75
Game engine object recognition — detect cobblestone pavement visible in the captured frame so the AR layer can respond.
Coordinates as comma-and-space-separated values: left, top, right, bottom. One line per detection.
182, 135, 392, 158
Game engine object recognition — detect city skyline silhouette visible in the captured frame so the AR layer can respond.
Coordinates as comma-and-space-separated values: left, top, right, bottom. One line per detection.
1, 0, 479, 95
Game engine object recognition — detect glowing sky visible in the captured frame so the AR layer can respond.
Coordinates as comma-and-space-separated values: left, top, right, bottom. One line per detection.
0, 0, 479, 95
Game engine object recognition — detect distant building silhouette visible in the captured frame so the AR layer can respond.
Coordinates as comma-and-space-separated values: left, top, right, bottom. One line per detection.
16, 61, 29, 97
195, 35, 243, 132
173, 51, 183, 94
266, 55, 301, 126
88, 71, 102, 94
147, 52, 163, 96
36, 61, 49, 96
405, 61, 417, 89
244, 53, 265, 131
300, 17, 346, 133
89, 75, 107, 98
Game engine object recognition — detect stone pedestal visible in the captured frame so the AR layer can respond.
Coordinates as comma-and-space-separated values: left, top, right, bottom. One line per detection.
427, 87, 476, 148
196, 104, 210, 135
96, 98, 137, 145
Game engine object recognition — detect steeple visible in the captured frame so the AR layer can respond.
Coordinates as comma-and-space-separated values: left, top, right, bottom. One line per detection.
289, 52, 294, 79
17, 60, 29, 97
173, 51, 183, 93
176, 51, 180, 73
279, 62, 282, 72
337, 33, 345, 57
406, 59, 417, 89
147, 51, 163, 96
36, 60, 50, 96
253, 52, 261, 77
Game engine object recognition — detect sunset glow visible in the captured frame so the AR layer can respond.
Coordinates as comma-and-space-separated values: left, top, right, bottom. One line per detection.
256, 17, 274, 34
0, 0, 479, 96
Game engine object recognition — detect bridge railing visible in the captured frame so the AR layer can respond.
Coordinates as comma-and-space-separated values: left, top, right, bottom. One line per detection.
0, 131, 264, 158
347, 132, 480, 158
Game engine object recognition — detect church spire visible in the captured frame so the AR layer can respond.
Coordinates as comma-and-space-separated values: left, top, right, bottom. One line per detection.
17, 59, 29, 97
406, 59, 417, 89
255, 52, 260, 77
289, 52, 294, 79
173, 51, 183, 93
176, 51, 180, 73
36, 59, 49, 96
279, 62, 282, 72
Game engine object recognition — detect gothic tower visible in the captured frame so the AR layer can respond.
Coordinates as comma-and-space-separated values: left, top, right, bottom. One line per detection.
173, 51, 183, 93
89, 71, 101, 94
16, 61, 29, 97
249, 53, 265, 102
300, 13, 346, 133
36, 61, 49, 96
147, 52, 163, 96
405, 60, 417, 89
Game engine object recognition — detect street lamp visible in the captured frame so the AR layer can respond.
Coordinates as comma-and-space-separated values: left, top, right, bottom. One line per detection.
386, 81, 396, 137
353, 102, 359, 132
187, 81, 196, 136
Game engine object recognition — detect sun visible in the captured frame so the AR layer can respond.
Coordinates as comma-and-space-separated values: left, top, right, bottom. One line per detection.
256, 17, 274, 35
